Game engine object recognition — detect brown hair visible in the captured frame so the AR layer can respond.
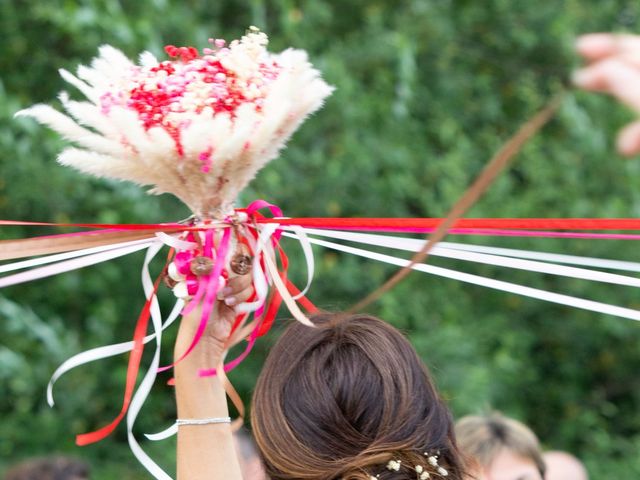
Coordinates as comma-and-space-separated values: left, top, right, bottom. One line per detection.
251, 313, 465, 479
455, 412, 546, 478
4, 456, 89, 480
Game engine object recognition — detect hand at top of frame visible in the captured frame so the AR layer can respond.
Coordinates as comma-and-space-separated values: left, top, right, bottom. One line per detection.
574, 33, 640, 156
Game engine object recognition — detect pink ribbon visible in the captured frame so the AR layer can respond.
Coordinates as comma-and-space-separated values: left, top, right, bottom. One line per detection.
304, 225, 640, 240
159, 227, 231, 372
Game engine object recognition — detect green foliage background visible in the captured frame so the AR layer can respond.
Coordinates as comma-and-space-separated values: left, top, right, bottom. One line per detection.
2, 0, 640, 477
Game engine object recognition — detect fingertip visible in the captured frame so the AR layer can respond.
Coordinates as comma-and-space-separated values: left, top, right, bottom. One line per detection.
575, 33, 616, 59
617, 139, 640, 157
571, 66, 603, 90
572, 58, 640, 108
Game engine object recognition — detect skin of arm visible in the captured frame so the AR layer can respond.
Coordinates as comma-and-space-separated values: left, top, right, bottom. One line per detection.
174, 274, 253, 480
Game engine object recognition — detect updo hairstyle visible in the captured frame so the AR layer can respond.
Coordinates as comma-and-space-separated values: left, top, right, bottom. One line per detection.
251, 313, 465, 480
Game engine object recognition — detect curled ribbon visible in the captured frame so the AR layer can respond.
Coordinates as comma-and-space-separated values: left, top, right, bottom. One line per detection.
0, 201, 319, 479
9, 201, 640, 479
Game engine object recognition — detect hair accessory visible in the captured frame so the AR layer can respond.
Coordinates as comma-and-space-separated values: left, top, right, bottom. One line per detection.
374, 452, 448, 479
415, 464, 431, 479
175, 416, 231, 426
387, 459, 402, 471
424, 452, 448, 477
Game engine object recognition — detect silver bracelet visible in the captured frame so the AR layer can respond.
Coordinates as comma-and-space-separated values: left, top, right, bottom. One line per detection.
176, 417, 231, 426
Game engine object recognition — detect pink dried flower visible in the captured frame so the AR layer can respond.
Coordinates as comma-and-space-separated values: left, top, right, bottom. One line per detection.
17, 28, 334, 217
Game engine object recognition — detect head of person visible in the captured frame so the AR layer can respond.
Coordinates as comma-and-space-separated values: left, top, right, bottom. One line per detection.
4, 456, 89, 480
543, 451, 588, 480
455, 412, 545, 480
233, 427, 267, 480
251, 312, 465, 480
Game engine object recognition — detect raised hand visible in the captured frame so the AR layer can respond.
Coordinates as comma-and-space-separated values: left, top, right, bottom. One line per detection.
574, 33, 640, 156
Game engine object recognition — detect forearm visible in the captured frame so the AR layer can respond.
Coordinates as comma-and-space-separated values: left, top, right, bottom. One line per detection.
175, 332, 243, 479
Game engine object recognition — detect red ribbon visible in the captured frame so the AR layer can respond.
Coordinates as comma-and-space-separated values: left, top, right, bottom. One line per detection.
76, 261, 167, 446
258, 217, 640, 231
5, 218, 640, 242
8, 208, 638, 447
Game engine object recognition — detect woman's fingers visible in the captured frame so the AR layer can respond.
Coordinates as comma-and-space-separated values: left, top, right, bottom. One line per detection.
576, 34, 618, 61
577, 33, 640, 61
221, 273, 253, 307
573, 57, 640, 112
216, 276, 254, 326
617, 120, 640, 156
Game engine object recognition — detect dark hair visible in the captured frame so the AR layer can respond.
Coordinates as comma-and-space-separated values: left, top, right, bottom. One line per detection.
4, 456, 89, 480
251, 313, 465, 479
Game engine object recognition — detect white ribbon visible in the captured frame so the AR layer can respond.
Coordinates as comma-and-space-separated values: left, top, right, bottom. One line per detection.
287, 226, 315, 300
279, 227, 640, 273
146, 224, 317, 443
297, 234, 640, 322
146, 225, 286, 443
126, 243, 182, 480
287, 228, 640, 288
46, 296, 182, 407
43, 241, 182, 479
24, 222, 640, 480
145, 422, 179, 442
0, 238, 155, 274
0, 241, 155, 288
263, 250, 313, 326
436, 241, 640, 273
233, 224, 276, 314
154, 232, 198, 251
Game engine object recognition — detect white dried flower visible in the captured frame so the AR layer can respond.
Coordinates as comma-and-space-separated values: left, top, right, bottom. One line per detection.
17, 29, 333, 218
386, 459, 402, 471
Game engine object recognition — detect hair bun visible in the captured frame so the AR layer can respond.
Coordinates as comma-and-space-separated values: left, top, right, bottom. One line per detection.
252, 314, 464, 480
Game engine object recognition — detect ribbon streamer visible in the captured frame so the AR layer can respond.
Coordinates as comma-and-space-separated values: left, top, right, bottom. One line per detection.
301, 235, 640, 322
427, 241, 640, 273
348, 94, 565, 313
4, 206, 640, 480
287, 228, 640, 288
265, 217, 640, 231
75, 248, 170, 446
0, 241, 155, 288
0, 238, 155, 274
126, 244, 181, 480
0, 229, 159, 261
